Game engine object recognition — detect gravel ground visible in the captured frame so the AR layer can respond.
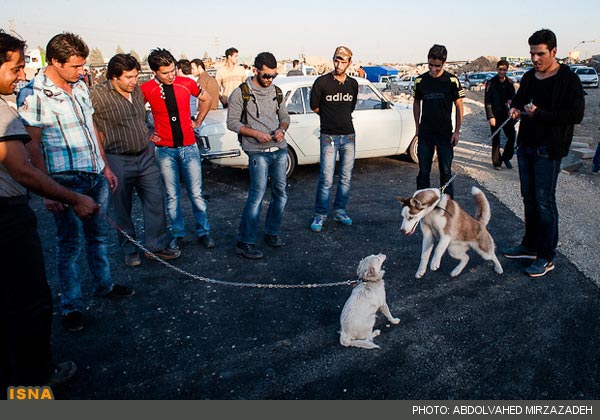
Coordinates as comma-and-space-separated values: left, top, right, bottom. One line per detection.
457, 88, 600, 285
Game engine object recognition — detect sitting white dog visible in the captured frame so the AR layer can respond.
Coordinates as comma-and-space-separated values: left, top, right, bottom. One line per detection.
339, 254, 399, 349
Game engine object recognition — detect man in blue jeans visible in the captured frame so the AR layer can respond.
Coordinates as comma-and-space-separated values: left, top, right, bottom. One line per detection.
309, 46, 358, 232
18, 32, 134, 333
413, 44, 464, 199
141, 48, 214, 251
504, 29, 585, 277
227, 52, 290, 259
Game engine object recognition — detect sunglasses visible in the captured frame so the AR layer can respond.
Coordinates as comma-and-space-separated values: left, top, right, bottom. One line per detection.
260, 72, 278, 80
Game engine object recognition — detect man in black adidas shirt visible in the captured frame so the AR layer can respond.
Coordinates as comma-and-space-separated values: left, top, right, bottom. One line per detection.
309, 46, 358, 232
413, 44, 465, 198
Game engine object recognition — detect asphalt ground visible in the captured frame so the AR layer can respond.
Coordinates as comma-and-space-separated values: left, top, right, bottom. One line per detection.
32, 150, 600, 399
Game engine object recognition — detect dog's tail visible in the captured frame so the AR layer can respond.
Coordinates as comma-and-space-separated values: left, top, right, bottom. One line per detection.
471, 186, 491, 226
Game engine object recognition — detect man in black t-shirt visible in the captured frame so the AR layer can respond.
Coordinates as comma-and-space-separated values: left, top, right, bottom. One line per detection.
413, 44, 465, 198
309, 46, 358, 232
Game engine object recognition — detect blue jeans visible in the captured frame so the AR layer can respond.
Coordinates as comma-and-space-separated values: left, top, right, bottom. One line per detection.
417, 132, 454, 198
238, 148, 288, 244
314, 134, 356, 216
517, 145, 562, 260
51, 172, 113, 315
155, 144, 210, 239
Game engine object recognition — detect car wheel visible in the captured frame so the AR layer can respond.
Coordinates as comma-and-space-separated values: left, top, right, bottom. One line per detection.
286, 146, 297, 178
408, 136, 419, 163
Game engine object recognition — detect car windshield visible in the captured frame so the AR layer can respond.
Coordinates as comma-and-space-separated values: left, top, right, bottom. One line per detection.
577, 68, 596, 75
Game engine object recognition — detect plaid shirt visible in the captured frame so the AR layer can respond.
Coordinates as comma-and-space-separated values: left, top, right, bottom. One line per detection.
17, 71, 104, 174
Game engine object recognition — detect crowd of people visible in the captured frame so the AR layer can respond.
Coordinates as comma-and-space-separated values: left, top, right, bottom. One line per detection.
0, 28, 585, 394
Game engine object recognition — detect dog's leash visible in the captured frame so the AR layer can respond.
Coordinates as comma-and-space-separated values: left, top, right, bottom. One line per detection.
100, 212, 359, 289
467, 115, 519, 162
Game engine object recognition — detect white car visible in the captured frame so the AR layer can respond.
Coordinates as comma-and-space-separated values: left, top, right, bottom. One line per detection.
198, 76, 418, 176
574, 66, 599, 88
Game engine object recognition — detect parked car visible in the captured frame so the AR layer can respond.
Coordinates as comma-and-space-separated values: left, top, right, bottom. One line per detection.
464, 72, 490, 89
574, 66, 599, 88
397, 74, 419, 92
197, 76, 418, 177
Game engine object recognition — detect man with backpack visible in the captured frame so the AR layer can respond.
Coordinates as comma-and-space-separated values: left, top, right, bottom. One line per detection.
226, 52, 290, 259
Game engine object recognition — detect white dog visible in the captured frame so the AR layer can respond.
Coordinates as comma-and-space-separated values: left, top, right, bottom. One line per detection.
397, 186, 503, 278
339, 254, 399, 349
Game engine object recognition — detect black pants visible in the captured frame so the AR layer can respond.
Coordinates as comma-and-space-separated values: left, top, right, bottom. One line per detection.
417, 132, 455, 198
490, 119, 516, 167
0, 203, 53, 395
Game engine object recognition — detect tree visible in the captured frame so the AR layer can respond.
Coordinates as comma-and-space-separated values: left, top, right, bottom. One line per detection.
116, 45, 124, 54
129, 50, 141, 62
203, 51, 209, 60
88, 48, 104, 64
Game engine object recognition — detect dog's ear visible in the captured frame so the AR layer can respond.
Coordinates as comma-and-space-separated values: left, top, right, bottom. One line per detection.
410, 197, 425, 210
395, 196, 410, 207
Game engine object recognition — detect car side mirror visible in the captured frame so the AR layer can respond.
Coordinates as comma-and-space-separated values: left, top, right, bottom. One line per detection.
381, 100, 392, 109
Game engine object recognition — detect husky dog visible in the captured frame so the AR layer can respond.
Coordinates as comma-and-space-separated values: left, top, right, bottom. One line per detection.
339, 254, 399, 349
397, 186, 503, 278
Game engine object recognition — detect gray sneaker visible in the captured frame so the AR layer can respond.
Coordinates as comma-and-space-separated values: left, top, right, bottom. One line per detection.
503, 244, 537, 260
524, 258, 555, 277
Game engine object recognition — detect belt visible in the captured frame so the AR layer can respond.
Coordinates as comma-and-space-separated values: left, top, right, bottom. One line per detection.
0, 195, 28, 207
113, 147, 148, 157
258, 146, 280, 153
52, 171, 99, 177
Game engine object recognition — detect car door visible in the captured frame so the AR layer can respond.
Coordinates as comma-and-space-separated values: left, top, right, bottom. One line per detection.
284, 86, 320, 159
352, 83, 402, 158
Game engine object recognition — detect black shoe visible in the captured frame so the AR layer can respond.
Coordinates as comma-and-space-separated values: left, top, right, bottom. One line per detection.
102, 284, 135, 298
236, 241, 263, 259
47, 361, 77, 386
504, 159, 513, 169
198, 235, 215, 249
145, 247, 181, 260
62, 311, 84, 332
124, 252, 141, 267
264, 234, 284, 248
524, 258, 555, 277
169, 237, 183, 250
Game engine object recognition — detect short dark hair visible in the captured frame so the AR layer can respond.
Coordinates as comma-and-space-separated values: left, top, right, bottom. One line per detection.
496, 59, 509, 69
147, 48, 176, 71
0, 32, 27, 66
254, 52, 277, 71
191, 58, 205, 70
46, 32, 89, 64
529, 29, 557, 51
292, 59, 299, 67
225, 47, 238, 58
427, 44, 447, 62
107, 53, 141, 79
177, 59, 192, 75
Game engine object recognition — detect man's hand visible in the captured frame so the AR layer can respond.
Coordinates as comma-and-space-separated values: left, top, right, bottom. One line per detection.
104, 167, 119, 193
44, 198, 65, 213
509, 107, 521, 120
256, 131, 273, 143
451, 131, 460, 146
71, 194, 99, 219
488, 117, 496, 127
272, 129, 285, 143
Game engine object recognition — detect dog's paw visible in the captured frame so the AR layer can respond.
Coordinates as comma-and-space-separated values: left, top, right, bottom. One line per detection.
415, 270, 426, 279
390, 318, 400, 324
450, 268, 462, 277
372, 329, 381, 337
430, 261, 440, 271
495, 265, 504, 274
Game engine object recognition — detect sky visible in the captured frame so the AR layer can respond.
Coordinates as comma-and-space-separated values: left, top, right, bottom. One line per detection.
5, 0, 600, 64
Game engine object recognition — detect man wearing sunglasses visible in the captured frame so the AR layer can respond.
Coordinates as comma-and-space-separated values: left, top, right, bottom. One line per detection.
227, 52, 290, 259
413, 44, 465, 198
309, 46, 358, 233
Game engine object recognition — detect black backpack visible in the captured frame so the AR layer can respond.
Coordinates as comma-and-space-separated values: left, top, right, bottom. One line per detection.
238, 82, 284, 144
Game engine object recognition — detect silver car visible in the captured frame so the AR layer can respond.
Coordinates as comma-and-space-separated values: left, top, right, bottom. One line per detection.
198, 76, 418, 176
575, 67, 599, 88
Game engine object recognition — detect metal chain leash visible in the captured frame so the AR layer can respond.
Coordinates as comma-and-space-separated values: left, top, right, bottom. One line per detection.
100, 213, 358, 290
467, 115, 519, 162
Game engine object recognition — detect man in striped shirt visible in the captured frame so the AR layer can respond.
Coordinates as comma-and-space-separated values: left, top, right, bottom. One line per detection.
18, 33, 134, 333
91, 54, 181, 267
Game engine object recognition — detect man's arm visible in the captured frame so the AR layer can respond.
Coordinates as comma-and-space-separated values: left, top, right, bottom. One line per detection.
413, 98, 421, 137
0, 140, 98, 219
93, 123, 118, 193
451, 98, 464, 146
192, 89, 212, 128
